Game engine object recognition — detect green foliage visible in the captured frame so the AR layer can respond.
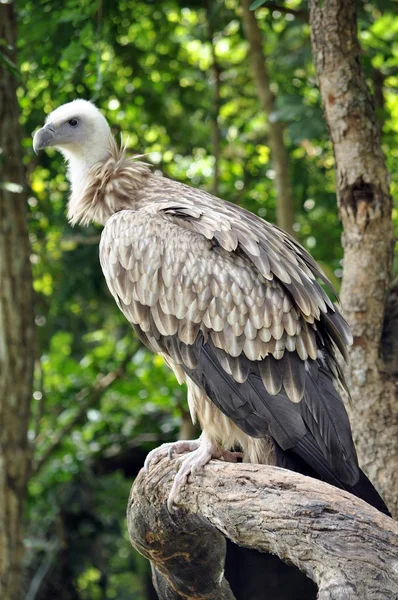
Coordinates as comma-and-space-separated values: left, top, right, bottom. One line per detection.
14, 0, 398, 598
250, 0, 266, 9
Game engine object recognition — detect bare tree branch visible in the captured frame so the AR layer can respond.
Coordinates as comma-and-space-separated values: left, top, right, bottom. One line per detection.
128, 458, 398, 600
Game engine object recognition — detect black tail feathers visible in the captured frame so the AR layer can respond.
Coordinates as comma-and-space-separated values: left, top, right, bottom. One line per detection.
352, 469, 391, 517
274, 442, 391, 517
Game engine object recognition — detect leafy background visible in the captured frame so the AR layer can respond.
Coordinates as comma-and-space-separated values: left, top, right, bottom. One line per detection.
11, 0, 398, 597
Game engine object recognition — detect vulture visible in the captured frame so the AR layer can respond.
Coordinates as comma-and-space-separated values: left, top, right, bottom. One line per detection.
33, 99, 390, 516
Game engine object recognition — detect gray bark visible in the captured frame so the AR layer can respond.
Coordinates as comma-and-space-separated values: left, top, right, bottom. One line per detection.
0, 3, 35, 598
308, 0, 398, 518
127, 458, 398, 600
241, 0, 296, 237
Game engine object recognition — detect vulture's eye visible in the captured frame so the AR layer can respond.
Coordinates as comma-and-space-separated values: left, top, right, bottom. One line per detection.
68, 118, 79, 127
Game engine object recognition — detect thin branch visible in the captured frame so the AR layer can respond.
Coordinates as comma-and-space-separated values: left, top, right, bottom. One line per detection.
178, 411, 197, 440
60, 234, 101, 247
256, 2, 308, 21
128, 458, 398, 600
372, 68, 386, 124
25, 543, 59, 600
32, 352, 134, 475
241, 0, 296, 237
32, 358, 46, 441
390, 275, 398, 291
92, 0, 103, 101
206, 2, 222, 196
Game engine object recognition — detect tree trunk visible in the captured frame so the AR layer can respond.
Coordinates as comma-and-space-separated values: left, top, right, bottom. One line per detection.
308, 0, 398, 517
0, 3, 35, 599
241, 0, 295, 237
128, 458, 398, 600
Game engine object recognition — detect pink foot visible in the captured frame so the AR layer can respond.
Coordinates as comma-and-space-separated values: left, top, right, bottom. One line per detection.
167, 435, 243, 511
143, 439, 201, 473
143, 435, 243, 510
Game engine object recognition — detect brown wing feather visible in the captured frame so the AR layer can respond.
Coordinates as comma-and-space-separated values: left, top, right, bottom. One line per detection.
100, 196, 351, 404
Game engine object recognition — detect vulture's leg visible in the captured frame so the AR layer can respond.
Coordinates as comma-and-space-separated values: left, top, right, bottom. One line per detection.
167, 433, 243, 511
143, 433, 243, 510
143, 438, 202, 473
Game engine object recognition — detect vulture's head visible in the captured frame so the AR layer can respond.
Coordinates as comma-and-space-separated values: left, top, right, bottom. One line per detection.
33, 99, 111, 166
33, 99, 113, 197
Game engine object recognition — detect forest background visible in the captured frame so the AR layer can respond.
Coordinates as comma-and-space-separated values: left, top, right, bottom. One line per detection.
1, 0, 397, 598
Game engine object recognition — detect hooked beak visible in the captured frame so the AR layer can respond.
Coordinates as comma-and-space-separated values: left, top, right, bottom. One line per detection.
33, 123, 56, 154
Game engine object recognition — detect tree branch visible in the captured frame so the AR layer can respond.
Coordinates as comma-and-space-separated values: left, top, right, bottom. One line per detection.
128, 458, 398, 600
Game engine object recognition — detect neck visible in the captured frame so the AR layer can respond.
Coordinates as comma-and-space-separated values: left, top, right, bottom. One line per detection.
66, 138, 152, 226
62, 144, 112, 198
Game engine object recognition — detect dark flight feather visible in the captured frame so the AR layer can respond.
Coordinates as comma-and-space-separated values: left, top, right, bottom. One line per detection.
144, 330, 390, 516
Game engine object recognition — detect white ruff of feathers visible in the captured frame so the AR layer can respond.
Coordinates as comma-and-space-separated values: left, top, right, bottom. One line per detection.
67, 137, 151, 226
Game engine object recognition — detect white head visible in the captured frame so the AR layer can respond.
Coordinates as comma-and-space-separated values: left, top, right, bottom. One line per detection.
33, 99, 112, 195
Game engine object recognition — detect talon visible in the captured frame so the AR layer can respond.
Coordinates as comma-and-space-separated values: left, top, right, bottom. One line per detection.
165, 435, 245, 511
143, 436, 245, 511
191, 463, 201, 477
144, 439, 203, 474
174, 453, 189, 471
143, 442, 174, 473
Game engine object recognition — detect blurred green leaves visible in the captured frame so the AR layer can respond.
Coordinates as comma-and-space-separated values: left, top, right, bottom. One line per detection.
250, 0, 266, 9
16, 0, 398, 597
